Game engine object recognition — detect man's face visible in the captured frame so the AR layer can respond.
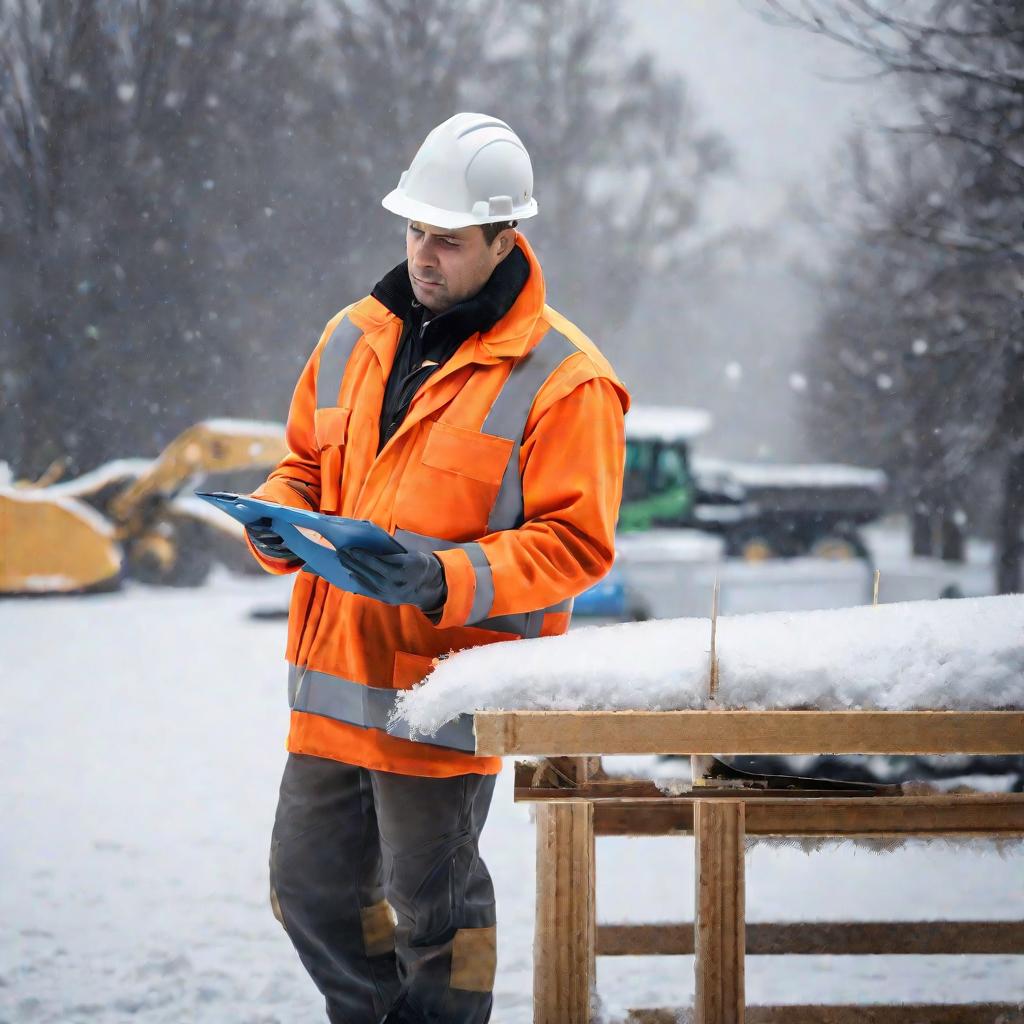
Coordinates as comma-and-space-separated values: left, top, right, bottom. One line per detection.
406, 221, 513, 314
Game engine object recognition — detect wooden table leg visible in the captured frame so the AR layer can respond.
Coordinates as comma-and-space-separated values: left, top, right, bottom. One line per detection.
534, 801, 596, 1023
694, 800, 745, 1024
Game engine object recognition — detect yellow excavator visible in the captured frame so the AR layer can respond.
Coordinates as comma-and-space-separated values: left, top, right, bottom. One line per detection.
1, 419, 287, 595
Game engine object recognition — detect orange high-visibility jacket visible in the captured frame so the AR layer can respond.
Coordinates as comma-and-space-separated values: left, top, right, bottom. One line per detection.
249, 233, 631, 777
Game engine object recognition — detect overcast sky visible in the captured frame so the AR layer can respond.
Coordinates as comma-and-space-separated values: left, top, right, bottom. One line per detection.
624, 0, 889, 232
618, 0, 897, 461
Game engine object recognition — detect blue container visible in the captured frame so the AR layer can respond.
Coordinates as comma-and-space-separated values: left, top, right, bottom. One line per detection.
574, 564, 627, 618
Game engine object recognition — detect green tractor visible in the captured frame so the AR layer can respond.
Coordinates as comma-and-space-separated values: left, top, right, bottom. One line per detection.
618, 405, 885, 561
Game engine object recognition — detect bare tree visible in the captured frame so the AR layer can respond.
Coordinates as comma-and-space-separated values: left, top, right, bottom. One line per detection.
2, 0, 728, 493
762, 0, 1024, 592
0, 0, 317, 475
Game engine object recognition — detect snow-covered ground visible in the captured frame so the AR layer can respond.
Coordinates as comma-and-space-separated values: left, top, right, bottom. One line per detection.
2, 576, 1022, 1023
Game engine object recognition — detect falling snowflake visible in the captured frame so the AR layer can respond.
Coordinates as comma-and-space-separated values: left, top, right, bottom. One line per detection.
877, 373, 893, 390
724, 361, 742, 382
789, 372, 808, 392
911, 338, 929, 356
117, 83, 136, 103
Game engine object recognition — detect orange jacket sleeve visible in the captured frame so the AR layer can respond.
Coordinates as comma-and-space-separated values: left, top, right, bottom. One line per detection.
433, 373, 629, 628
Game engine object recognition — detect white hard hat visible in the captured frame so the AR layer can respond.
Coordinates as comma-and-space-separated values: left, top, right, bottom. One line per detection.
382, 112, 539, 230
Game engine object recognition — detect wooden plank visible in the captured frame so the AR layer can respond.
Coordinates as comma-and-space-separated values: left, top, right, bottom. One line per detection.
628, 1007, 1024, 1023
533, 801, 596, 1024
694, 801, 745, 1024
474, 710, 1024, 756
600, 922, 696, 956
512, 761, 889, 801
743, 794, 1024, 837
592, 793, 1024, 837
598, 920, 1024, 956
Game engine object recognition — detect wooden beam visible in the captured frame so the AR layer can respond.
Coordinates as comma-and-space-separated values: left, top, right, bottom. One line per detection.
533, 801, 596, 1024
628, 1007, 1024, 1023
694, 800, 745, 1024
512, 761, 889, 802
591, 793, 1024, 837
473, 710, 1024, 756
598, 920, 1024, 956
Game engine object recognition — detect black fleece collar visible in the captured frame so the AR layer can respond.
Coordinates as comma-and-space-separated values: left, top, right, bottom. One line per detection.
371, 245, 530, 353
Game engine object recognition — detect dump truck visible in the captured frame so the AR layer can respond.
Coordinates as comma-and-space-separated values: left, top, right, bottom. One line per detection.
1, 419, 287, 594
574, 405, 888, 624
618, 404, 886, 560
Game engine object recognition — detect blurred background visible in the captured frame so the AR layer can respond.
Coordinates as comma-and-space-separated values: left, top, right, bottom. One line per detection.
2, 0, 1022, 602
2, 2, 1022, 1021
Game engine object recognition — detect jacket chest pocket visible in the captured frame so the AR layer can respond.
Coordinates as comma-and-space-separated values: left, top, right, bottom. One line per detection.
394, 419, 514, 542
315, 407, 350, 513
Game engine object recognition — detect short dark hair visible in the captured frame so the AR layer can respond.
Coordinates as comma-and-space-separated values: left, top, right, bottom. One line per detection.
480, 220, 517, 246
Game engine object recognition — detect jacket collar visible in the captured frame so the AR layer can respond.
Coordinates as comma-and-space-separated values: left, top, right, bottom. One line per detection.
348, 232, 548, 367
370, 244, 529, 358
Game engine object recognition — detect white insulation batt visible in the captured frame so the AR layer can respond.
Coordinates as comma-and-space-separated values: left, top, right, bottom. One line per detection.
393, 594, 1024, 737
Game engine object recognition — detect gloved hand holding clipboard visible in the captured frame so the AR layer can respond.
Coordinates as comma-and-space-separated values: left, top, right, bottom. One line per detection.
195, 491, 406, 597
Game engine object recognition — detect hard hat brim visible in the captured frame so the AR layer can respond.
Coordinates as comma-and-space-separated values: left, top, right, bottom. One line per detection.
382, 189, 538, 230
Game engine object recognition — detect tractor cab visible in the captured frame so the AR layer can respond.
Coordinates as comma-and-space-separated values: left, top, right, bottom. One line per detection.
618, 406, 711, 533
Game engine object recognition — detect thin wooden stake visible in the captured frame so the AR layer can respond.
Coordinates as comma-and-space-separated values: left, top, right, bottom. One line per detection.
709, 576, 721, 700
692, 578, 720, 787
872, 569, 881, 607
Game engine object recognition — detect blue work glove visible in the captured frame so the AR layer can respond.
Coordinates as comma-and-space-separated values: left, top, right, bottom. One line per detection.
245, 518, 303, 566
337, 547, 447, 614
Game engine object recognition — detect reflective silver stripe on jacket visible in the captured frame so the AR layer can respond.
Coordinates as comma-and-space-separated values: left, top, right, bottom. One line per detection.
392, 324, 580, 636
394, 527, 573, 638
481, 326, 578, 532
316, 317, 363, 410
308, 318, 579, 636
288, 664, 476, 753
291, 321, 581, 743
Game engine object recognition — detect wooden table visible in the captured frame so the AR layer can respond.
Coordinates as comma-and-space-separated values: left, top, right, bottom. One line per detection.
473, 709, 1024, 1024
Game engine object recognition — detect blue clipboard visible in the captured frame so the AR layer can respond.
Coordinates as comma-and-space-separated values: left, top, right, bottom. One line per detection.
195, 491, 405, 595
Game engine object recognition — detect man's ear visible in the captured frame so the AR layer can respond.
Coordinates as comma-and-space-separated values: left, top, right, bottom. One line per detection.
495, 229, 516, 261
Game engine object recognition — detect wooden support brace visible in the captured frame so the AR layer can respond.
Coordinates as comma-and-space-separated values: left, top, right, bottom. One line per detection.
592, 792, 1024, 838
629, 1006, 1024, 1024
533, 801, 596, 1024
598, 919, 1024, 956
694, 800, 746, 1024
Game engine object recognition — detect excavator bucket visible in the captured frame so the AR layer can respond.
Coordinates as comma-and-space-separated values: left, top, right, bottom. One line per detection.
0, 489, 122, 594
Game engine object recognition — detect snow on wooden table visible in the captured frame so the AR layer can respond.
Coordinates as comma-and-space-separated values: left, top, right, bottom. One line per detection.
394, 595, 1024, 738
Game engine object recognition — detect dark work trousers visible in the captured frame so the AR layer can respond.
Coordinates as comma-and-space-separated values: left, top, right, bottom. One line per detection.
268, 752, 498, 1024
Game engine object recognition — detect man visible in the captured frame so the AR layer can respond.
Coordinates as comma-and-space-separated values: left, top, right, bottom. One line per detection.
246, 112, 630, 1023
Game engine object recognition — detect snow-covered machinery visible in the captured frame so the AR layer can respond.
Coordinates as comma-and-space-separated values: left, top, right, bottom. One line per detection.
619, 404, 886, 560
0, 419, 287, 594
